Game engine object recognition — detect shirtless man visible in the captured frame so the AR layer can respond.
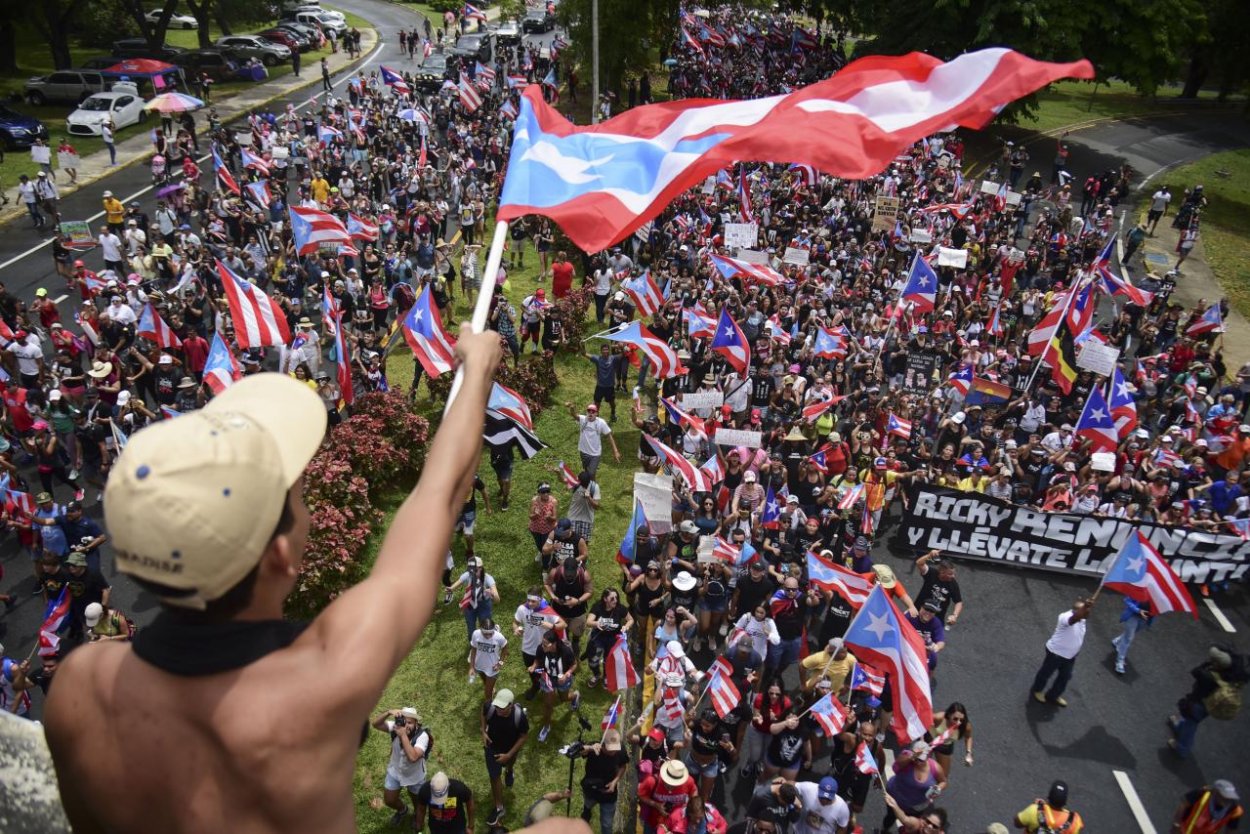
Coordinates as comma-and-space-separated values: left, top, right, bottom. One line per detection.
43, 331, 584, 834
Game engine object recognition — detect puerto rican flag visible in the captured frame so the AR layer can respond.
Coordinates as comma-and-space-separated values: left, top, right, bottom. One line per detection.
488, 382, 533, 431
557, 460, 580, 489
812, 326, 847, 359
603, 635, 639, 692
759, 485, 782, 529
601, 694, 623, 731
1101, 531, 1197, 618
917, 200, 975, 220
710, 308, 750, 374
622, 270, 664, 317
347, 213, 380, 242
788, 162, 818, 187
379, 64, 411, 94
317, 123, 343, 145
38, 587, 72, 657
854, 741, 879, 775
616, 498, 648, 565
1108, 366, 1137, 437
463, 2, 487, 21
713, 536, 760, 569
802, 395, 847, 424
850, 662, 885, 697
808, 693, 849, 737
499, 98, 519, 121
807, 550, 873, 606
541, 67, 559, 102
807, 446, 830, 475
459, 72, 483, 112
737, 169, 754, 222
475, 61, 496, 88
683, 306, 717, 339
216, 261, 291, 349
332, 311, 353, 407
602, 322, 687, 379
402, 285, 457, 378
680, 25, 704, 55
766, 315, 792, 345
886, 413, 912, 439
705, 658, 742, 718
1097, 265, 1153, 307
212, 147, 240, 196
506, 73, 527, 90
699, 455, 726, 489
643, 433, 712, 492
203, 332, 241, 394
136, 302, 182, 349
1186, 303, 1224, 338
160, 405, 181, 419
844, 585, 933, 742
239, 146, 270, 177
1027, 282, 1094, 356
497, 50, 1091, 251
709, 253, 784, 286
948, 365, 973, 395
901, 251, 938, 314
660, 397, 707, 441
1075, 384, 1118, 453
243, 181, 272, 210
289, 206, 353, 254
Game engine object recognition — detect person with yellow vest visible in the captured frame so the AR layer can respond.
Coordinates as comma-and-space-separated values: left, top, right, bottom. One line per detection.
1013, 780, 1083, 833
1172, 780, 1242, 834
101, 190, 125, 234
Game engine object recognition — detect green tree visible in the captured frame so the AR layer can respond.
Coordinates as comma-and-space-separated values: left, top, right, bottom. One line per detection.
1180, 0, 1250, 100
33, 0, 92, 69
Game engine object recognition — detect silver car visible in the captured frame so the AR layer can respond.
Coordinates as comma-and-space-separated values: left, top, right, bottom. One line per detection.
215, 35, 291, 67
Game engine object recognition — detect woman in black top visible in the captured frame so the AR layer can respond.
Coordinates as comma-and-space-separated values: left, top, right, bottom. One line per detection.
695, 560, 732, 653
585, 588, 633, 688
627, 562, 668, 658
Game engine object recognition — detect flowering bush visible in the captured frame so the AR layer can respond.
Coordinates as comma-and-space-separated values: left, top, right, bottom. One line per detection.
497, 351, 557, 419
553, 287, 594, 351
286, 390, 431, 618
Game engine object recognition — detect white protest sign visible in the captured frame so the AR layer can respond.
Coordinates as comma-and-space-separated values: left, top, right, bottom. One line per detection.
783, 247, 810, 267
1077, 342, 1120, 377
723, 222, 758, 249
633, 472, 673, 534
1006, 190, 1022, 206
736, 249, 769, 265
980, 179, 1000, 195
681, 391, 724, 410
715, 428, 762, 448
634, 220, 654, 243
937, 247, 968, 269
909, 229, 933, 244
702, 175, 716, 195
697, 535, 718, 563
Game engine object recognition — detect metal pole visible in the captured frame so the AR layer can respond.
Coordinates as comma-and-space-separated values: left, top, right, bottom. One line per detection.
591, 0, 599, 123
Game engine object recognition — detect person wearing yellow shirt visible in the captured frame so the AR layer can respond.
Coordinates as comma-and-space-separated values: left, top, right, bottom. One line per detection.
799, 637, 856, 696
310, 172, 330, 205
102, 191, 125, 234
1015, 781, 1083, 833
956, 470, 989, 493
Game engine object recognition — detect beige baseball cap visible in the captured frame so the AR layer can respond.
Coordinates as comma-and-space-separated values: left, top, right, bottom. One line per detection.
105, 373, 326, 610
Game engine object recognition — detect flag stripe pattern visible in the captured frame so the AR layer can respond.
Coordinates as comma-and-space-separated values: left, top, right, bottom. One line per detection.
216, 261, 292, 349
1102, 532, 1198, 618
844, 585, 933, 742
402, 285, 457, 377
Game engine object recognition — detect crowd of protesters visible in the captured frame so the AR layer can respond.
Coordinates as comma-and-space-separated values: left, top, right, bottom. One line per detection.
0, 2, 1245, 833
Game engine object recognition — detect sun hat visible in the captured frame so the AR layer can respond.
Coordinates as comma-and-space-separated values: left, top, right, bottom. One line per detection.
673, 571, 697, 592
400, 707, 421, 721
660, 760, 689, 786
872, 564, 897, 588
88, 360, 113, 379
105, 373, 327, 610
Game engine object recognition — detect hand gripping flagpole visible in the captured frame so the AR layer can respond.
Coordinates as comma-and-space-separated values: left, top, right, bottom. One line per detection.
443, 219, 509, 414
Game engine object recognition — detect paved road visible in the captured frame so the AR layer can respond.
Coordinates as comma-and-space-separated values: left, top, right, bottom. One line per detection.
1, 28, 1248, 832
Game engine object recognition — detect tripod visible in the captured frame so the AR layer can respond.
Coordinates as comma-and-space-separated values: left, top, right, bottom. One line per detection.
559, 714, 594, 816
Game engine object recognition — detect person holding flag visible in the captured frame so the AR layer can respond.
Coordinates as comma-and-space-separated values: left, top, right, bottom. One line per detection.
585, 588, 633, 689
1029, 596, 1095, 708
573, 727, 628, 834
1101, 532, 1197, 675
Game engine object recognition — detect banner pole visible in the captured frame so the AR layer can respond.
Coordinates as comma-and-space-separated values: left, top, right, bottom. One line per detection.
444, 219, 508, 414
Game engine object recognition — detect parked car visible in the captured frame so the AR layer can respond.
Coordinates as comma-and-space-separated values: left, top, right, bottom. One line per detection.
215, 35, 290, 67
522, 8, 555, 33
24, 70, 108, 106
415, 54, 450, 93
111, 38, 187, 61
276, 21, 324, 49
78, 56, 122, 70
258, 28, 306, 53
280, 10, 346, 37
0, 104, 49, 150
492, 19, 521, 47
144, 9, 198, 29
293, 6, 344, 23
449, 33, 491, 63
173, 49, 241, 82
66, 86, 145, 137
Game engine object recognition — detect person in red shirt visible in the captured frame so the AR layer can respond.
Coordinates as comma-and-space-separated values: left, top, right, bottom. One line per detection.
551, 252, 575, 299
638, 760, 697, 834
180, 330, 210, 377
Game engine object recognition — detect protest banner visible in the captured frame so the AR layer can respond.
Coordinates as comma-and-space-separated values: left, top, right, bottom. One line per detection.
715, 428, 762, 448
871, 195, 901, 232
59, 220, 95, 249
903, 354, 940, 394
894, 486, 1250, 585
1076, 342, 1120, 377
736, 249, 769, 265
783, 247, 810, 267
633, 472, 673, 534
697, 535, 718, 563
680, 391, 724, 410
937, 247, 968, 269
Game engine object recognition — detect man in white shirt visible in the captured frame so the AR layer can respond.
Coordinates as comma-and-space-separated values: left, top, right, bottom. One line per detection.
369, 706, 431, 827
7, 332, 45, 386
566, 402, 619, 477
1030, 597, 1094, 707
98, 225, 125, 274
1147, 187, 1171, 235
793, 777, 850, 834
102, 295, 137, 327
18, 174, 44, 229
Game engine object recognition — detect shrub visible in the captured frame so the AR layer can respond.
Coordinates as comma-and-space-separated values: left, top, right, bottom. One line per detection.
553, 287, 594, 350
497, 351, 557, 418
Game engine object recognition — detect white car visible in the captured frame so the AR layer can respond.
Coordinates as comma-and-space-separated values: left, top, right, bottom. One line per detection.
66, 90, 146, 137
144, 9, 198, 29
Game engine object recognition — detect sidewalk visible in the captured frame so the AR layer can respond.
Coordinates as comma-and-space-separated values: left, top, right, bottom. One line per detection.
0, 27, 377, 228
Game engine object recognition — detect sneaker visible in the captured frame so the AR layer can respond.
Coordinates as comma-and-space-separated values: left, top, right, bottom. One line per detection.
389, 806, 410, 827
718, 623, 729, 637
538, 725, 551, 742
505, 768, 514, 788
1051, 696, 1068, 707
488, 807, 505, 827
443, 589, 453, 604
1114, 660, 1126, 675
570, 690, 581, 711
692, 636, 702, 652
501, 500, 509, 511
1031, 691, 1047, 704
587, 675, 599, 688
469, 672, 478, 684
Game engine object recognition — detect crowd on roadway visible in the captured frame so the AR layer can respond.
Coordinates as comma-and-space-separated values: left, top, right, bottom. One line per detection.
0, 2, 1245, 833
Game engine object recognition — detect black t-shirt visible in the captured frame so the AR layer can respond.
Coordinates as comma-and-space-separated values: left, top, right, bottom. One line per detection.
819, 594, 855, 642
415, 778, 473, 834
66, 569, 109, 611
770, 594, 808, 640
482, 703, 530, 753
582, 748, 629, 800
690, 718, 728, 756
734, 574, 775, 617
767, 724, 806, 766
536, 640, 576, 679
589, 600, 627, 637
915, 571, 962, 617
747, 791, 801, 827
550, 568, 589, 619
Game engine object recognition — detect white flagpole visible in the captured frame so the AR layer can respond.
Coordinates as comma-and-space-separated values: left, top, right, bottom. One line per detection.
443, 219, 509, 414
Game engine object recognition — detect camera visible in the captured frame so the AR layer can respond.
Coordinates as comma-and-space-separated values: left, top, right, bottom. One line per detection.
557, 741, 585, 759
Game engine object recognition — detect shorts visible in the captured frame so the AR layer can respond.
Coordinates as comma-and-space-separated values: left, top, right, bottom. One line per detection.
492, 457, 514, 481
563, 613, 587, 638
699, 596, 728, 613
593, 384, 616, 404
1148, 208, 1163, 222
484, 747, 510, 780
765, 750, 801, 771
456, 510, 476, 536
541, 673, 573, 694
384, 772, 425, 792
685, 754, 720, 779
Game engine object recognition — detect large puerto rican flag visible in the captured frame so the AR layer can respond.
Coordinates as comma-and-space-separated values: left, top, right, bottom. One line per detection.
709, 253, 784, 286
289, 206, 353, 254
843, 584, 933, 742
401, 285, 457, 378
498, 49, 1092, 251
137, 302, 182, 349
602, 321, 686, 379
1101, 531, 1197, 618
710, 308, 750, 373
806, 550, 873, 606
622, 270, 664, 317
216, 261, 292, 349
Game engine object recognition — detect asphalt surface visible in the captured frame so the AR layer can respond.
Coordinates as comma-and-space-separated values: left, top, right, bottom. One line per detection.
1, 16, 1249, 831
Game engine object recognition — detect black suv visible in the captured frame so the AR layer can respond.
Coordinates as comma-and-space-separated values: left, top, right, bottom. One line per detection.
449, 33, 491, 64
111, 38, 187, 61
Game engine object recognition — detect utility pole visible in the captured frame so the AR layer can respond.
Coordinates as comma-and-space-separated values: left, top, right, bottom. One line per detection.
591, 0, 599, 123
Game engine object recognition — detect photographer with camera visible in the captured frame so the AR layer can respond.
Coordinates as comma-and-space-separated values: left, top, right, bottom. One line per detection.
370, 706, 433, 827
570, 729, 628, 834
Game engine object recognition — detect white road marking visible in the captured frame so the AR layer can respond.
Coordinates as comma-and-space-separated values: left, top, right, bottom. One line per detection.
53, 294, 68, 305
0, 32, 386, 274
1113, 770, 1158, 834
1203, 597, 1236, 633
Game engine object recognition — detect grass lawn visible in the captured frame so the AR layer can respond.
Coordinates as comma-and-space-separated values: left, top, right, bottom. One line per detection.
1160, 150, 1250, 318
1025, 79, 1242, 134
352, 231, 639, 832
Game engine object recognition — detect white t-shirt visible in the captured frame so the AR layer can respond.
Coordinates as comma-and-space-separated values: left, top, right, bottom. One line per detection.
387, 725, 430, 787
1150, 190, 1171, 212
99, 233, 123, 262
1045, 610, 1087, 659
513, 602, 558, 655
470, 628, 508, 676
793, 782, 851, 834
7, 340, 43, 376
577, 415, 612, 456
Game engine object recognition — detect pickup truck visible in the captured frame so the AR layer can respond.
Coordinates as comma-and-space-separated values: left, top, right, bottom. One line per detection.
24, 70, 109, 106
